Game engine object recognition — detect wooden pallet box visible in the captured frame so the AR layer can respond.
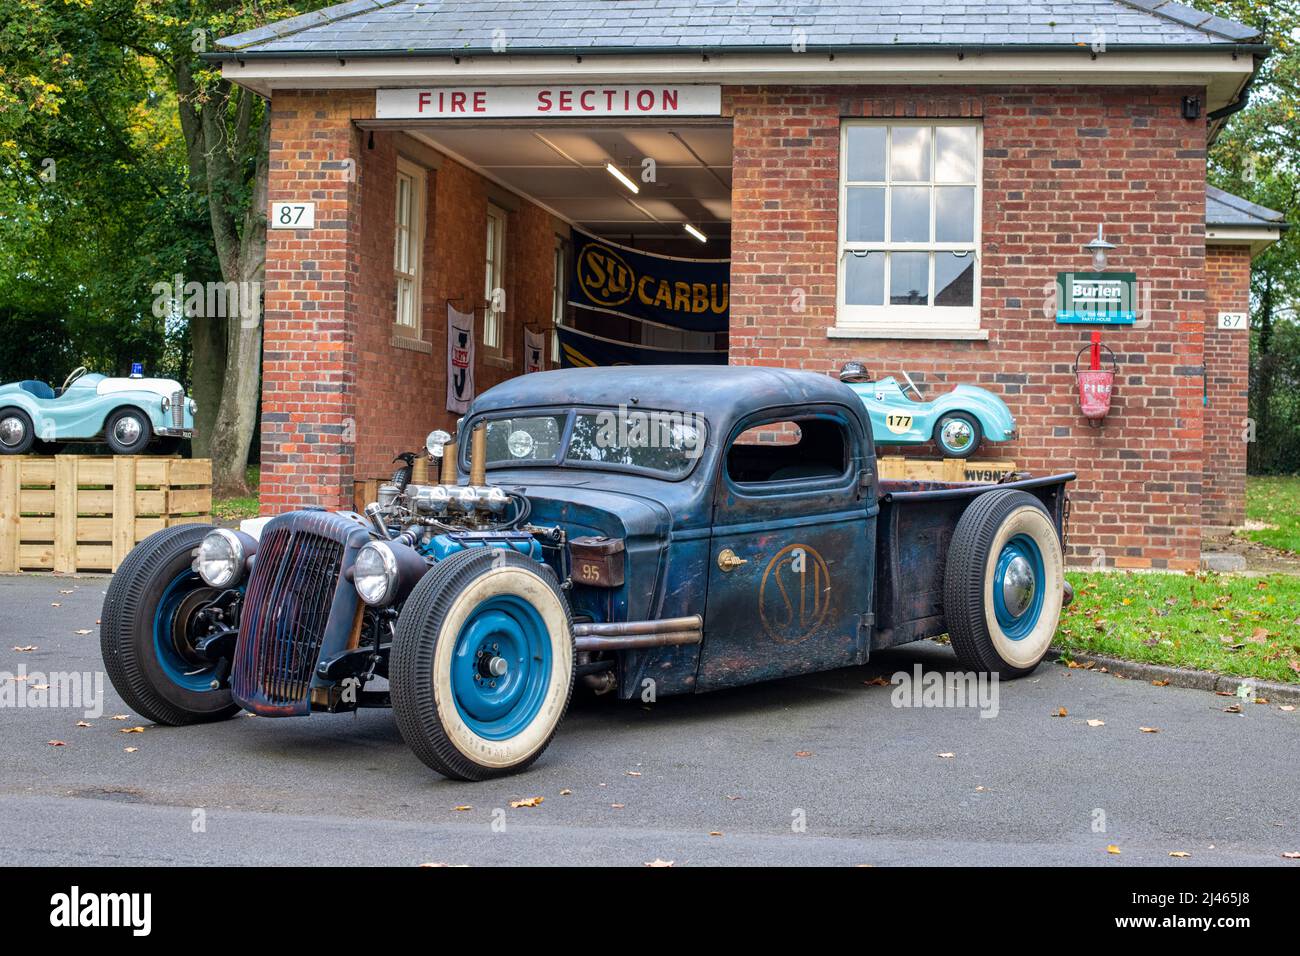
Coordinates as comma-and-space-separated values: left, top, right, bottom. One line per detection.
877, 455, 1018, 484
0, 456, 213, 573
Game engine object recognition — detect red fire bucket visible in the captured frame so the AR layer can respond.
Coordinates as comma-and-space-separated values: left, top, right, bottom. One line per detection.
1075, 344, 1117, 421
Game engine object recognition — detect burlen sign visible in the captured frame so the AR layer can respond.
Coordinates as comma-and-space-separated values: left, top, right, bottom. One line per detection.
375, 85, 722, 119
1055, 271, 1138, 325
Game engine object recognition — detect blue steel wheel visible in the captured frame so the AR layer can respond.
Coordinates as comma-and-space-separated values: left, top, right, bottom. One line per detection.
100, 524, 241, 725
391, 548, 574, 781
943, 490, 1064, 677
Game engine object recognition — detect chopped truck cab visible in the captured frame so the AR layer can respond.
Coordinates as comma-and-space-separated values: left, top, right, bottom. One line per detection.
101, 366, 1074, 780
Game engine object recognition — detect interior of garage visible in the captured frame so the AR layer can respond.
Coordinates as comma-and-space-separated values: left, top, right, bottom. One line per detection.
404, 120, 732, 364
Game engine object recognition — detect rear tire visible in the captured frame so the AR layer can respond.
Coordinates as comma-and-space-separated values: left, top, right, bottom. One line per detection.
100, 524, 241, 725
0, 408, 35, 455
391, 548, 574, 781
943, 489, 1064, 677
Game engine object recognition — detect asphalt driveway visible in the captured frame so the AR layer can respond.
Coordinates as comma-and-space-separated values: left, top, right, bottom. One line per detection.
1, 573, 1297, 866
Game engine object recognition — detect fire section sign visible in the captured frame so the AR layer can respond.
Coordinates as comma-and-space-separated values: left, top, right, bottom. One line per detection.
1055, 272, 1137, 325
375, 85, 722, 119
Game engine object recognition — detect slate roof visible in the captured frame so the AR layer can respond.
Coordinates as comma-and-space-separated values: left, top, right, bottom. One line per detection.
215, 0, 1262, 56
1206, 186, 1287, 230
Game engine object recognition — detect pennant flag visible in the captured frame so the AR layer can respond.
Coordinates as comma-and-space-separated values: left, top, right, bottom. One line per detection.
446, 304, 475, 413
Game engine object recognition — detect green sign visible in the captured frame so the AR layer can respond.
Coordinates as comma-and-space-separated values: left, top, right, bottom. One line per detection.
1055, 271, 1137, 325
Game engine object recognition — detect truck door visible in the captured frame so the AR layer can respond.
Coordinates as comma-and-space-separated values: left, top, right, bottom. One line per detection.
696, 405, 877, 690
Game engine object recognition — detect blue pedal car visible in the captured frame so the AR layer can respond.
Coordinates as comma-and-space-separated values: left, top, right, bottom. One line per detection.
0, 366, 195, 455
839, 362, 1017, 459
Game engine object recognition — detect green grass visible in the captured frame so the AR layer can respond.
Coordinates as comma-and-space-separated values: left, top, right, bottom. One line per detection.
212, 466, 260, 521
1244, 475, 1300, 555
1059, 571, 1300, 684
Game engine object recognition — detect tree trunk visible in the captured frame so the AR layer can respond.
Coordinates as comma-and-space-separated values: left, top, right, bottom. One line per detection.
207, 114, 269, 498
189, 314, 226, 459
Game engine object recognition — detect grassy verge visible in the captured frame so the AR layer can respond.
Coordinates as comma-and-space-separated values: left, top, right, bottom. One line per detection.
1243, 475, 1300, 555
212, 466, 260, 521
1058, 571, 1300, 684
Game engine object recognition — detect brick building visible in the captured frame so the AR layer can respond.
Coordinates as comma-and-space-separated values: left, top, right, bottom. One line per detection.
214, 0, 1283, 569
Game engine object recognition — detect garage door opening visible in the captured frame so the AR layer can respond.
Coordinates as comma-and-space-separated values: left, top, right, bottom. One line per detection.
403, 121, 732, 368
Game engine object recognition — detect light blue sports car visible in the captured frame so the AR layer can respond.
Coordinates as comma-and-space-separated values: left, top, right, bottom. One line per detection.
0, 367, 195, 456
839, 362, 1017, 459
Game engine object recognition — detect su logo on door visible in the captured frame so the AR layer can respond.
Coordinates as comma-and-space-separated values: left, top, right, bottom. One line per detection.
758, 544, 831, 644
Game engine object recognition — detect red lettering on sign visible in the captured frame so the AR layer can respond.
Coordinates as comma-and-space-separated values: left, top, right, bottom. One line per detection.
473, 91, 486, 112
580, 90, 595, 111
558, 90, 572, 111
418, 91, 431, 112
451, 91, 467, 112
662, 89, 678, 111
537, 91, 552, 112
637, 90, 654, 111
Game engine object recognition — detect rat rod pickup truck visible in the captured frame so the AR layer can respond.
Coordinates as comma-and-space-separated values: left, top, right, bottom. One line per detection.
101, 366, 1074, 781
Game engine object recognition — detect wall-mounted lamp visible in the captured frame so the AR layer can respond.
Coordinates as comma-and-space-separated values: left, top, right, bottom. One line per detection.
1083, 225, 1116, 271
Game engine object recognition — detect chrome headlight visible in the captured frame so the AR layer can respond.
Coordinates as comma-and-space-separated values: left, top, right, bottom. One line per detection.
187, 398, 197, 415
195, 529, 244, 588
161, 396, 171, 412
426, 429, 451, 459
354, 541, 398, 606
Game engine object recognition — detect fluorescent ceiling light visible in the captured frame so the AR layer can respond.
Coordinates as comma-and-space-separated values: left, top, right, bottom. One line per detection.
684, 223, 707, 243
604, 163, 639, 195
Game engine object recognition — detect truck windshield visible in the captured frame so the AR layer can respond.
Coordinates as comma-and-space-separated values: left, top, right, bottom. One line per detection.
478, 409, 706, 479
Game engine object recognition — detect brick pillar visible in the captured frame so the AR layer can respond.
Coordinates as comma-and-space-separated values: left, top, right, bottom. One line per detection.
1202, 245, 1252, 527
261, 90, 371, 513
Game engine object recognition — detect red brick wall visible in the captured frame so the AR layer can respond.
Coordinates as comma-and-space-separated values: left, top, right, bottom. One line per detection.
263, 95, 560, 510
726, 85, 1208, 569
1202, 244, 1251, 526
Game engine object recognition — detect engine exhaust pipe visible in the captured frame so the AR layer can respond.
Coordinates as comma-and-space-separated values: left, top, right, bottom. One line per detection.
440, 440, 458, 485
572, 615, 703, 652
469, 423, 487, 487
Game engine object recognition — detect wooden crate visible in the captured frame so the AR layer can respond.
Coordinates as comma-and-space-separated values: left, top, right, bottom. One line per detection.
878, 455, 1018, 484
0, 456, 212, 573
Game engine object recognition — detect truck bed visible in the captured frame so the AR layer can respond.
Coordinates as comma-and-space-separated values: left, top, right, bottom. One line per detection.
871, 473, 1074, 649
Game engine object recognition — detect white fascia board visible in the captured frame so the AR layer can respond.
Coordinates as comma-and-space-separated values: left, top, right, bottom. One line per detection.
221, 50, 1251, 110
1206, 225, 1283, 257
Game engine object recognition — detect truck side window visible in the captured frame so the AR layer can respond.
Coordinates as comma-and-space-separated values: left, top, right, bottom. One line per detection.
727, 418, 848, 484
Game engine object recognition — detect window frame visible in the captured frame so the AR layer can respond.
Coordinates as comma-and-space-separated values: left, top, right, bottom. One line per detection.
393, 156, 426, 334
483, 202, 508, 350
550, 236, 566, 365
835, 119, 983, 337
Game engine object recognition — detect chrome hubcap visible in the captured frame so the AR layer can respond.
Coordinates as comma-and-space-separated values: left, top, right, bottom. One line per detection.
484, 655, 509, 678
941, 420, 972, 451
1001, 555, 1036, 618
114, 416, 142, 445
0, 416, 25, 447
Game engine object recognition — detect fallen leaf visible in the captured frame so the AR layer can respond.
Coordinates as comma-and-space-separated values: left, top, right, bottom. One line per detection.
1282, 852, 1300, 860
75, 721, 91, 728
559, 789, 572, 796
509, 796, 542, 808
1107, 844, 1121, 855
1223, 703, 1243, 714
1249, 628, 1270, 644
47, 740, 66, 747
74, 629, 91, 635
1086, 719, 1105, 727
1052, 707, 1068, 717
644, 859, 674, 868
1140, 727, 1160, 733
708, 831, 722, 837
1169, 851, 1191, 858
610, 803, 625, 809
863, 677, 890, 686
626, 770, 642, 777
110, 714, 128, 720
12, 645, 36, 652
937, 752, 955, 758
794, 751, 813, 758
1151, 679, 1170, 686
119, 726, 145, 734
123, 747, 138, 753
1280, 705, 1296, 712
51, 602, 61, 608
725, 795, 742, 801
453, 805, 473, 812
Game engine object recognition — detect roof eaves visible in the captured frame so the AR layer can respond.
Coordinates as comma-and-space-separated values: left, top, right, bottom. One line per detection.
218, 0, 405, 51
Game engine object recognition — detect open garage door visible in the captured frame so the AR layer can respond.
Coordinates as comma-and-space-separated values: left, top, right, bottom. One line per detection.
406, 121, 731, 367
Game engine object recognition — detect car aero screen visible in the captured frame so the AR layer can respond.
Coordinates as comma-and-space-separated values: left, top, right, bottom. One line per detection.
484, 415, 566, 465
565, 411, 704, 478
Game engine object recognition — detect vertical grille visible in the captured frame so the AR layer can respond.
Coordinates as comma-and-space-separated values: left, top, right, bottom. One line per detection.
171, 390, 184, 428
232, 524, 345, 712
